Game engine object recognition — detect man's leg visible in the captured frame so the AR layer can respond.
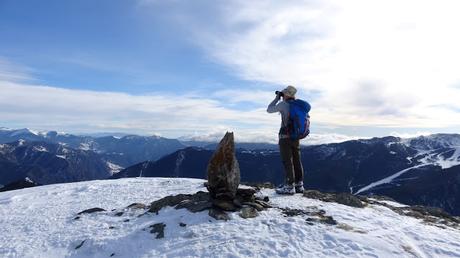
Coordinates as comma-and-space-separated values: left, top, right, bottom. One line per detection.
292, 139, 304, 192
279, 138, 295, 185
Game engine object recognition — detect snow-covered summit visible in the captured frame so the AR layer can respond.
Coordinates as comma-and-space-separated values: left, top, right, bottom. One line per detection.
9, 128, 39, 137
405, 133, 460, 150
0, 178, 459, 258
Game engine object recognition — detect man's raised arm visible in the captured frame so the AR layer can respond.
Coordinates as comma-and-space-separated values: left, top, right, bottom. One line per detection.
267, 95, 281, 113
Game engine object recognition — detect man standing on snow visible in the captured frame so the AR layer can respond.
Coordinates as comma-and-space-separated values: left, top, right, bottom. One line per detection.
267, 85, 310, 195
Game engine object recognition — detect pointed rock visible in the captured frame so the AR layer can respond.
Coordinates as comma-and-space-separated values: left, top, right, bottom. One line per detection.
206, 132, 240, 200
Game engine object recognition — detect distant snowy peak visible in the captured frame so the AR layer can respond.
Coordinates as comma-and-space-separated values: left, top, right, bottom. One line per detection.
406, 134, 460, 150
9, 128, 39, 136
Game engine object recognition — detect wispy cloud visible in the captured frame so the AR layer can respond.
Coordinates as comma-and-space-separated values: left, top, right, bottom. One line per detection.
0, 58, 364, 144
141, 0, 460, 129
0, 75, 280, 139
0, 58, 36, 82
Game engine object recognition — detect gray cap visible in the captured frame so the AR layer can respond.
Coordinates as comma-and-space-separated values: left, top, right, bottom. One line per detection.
282, 85, 297, 98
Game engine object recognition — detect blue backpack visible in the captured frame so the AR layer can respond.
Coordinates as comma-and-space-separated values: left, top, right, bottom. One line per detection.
287, 99, 311, 140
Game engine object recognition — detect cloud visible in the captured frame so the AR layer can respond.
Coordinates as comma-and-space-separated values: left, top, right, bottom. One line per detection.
0, 78, 284, 138
143, 0, 460, 129
0, 58, 36, 82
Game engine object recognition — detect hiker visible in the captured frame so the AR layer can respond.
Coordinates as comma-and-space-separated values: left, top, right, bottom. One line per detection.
267, 85, 311, 195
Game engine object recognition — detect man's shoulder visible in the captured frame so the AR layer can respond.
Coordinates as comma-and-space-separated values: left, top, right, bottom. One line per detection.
277, 101, 290, 112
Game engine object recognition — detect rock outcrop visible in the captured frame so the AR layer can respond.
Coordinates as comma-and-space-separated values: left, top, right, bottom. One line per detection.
206, 132, 240, 200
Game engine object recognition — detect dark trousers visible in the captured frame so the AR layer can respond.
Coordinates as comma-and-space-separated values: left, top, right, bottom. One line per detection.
279, 138, 304, 185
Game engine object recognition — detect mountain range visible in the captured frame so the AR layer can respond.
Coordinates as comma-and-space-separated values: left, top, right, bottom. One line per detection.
0, 128, 186, 167
113, 134, 460, 215
1, 127, 460, 215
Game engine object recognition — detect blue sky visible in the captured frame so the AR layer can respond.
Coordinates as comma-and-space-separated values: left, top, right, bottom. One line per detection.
1, 0, 460, 143
0, 0, 250, 94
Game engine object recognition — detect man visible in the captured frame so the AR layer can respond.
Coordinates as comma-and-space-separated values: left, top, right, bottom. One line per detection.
267, 85, 307, 195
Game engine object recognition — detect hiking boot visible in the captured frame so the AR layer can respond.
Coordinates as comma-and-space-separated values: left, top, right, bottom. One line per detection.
275, 184, 295, 195
295, 182, 304, 193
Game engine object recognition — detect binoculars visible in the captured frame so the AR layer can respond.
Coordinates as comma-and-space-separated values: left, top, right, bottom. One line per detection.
275, 91, 284, 97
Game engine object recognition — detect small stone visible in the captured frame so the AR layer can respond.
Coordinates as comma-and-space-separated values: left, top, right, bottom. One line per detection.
127, 203, 147, 210
109, 226, 115, 229
110, 253, 115, 257
212, 199, 238, 211
242, 202, 264, 211
77, 207, 106, 215
281, 208, 310, 217
320, 216, 337, 225
240, 207, 259, 219
254, 200, 272, 209
74, 216, 80, 220
149, 223, 166, 239
209, 208, 230, 221
179, 222, 187, 227
233, 198, 243, 208
337, 223, 354, 231
335, 193, 366, 208
114, 212, 124, 217
303, 190, 327, 200
236, 188, 257, 198
149, 194, 192, 214
123, 219, 130, 222
176, 199, 212, 213
75, 240, 86, 249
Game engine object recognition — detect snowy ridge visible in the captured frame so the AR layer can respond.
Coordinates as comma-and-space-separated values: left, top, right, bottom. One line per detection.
9, 128, 38, 137
355, 135, 460, 194
419, 146, 460, 169
0, 178, 459, 258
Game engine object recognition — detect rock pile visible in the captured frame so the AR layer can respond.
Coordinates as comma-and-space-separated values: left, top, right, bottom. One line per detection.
146, 186, 271, 221
146, 132, 271, 220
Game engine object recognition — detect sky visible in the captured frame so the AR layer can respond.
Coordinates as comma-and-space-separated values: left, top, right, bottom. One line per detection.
1, 0, 460, 144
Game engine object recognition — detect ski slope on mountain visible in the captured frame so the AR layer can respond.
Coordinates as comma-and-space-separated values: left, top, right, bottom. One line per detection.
355, 136, 460, 195
1, 178, 460, 258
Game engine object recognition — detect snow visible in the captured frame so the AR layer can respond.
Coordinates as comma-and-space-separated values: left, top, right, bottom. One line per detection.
432, 147, 460, 169
355, 164, 429, 195
106, 161, 123, 174
33, 146, 48, 152
356, 139, 460, 194
0, 178, 459, 258
174, 151, 185, 177
10, 128, 39, 136
24, 177, 34, 184
79, 143, 91, 151
56, 155, 67, 159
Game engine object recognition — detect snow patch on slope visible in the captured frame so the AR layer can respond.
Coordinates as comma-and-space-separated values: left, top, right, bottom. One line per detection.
106, 161, 123, 174
32, 146, 48, 152
355, 164, 430, 195
79, 143, 91, 151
